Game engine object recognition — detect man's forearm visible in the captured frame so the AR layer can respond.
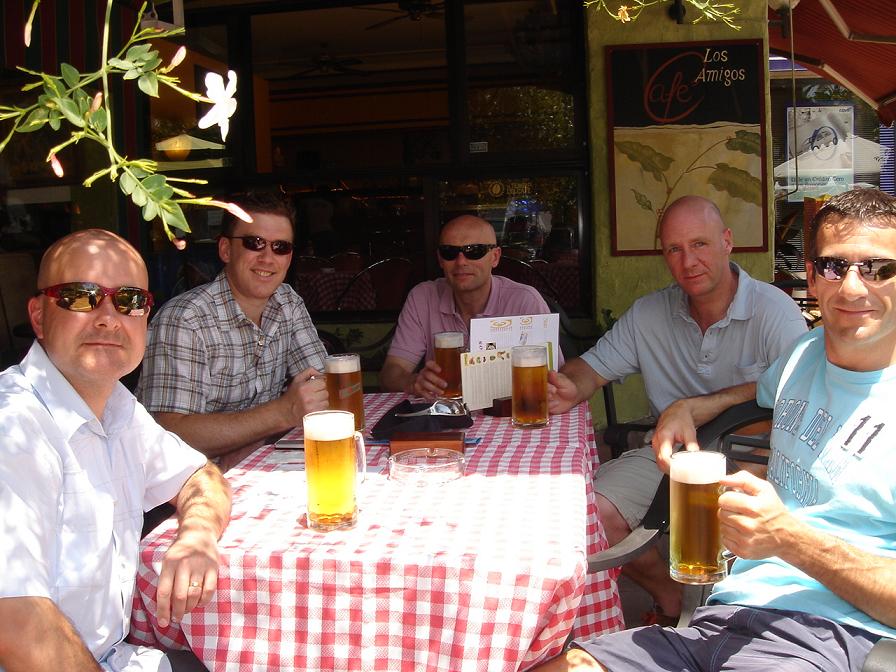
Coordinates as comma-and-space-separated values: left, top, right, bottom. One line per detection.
683, 382, 757, 427
0, 597, 102, 672
379, 360, 415, 394
154, 399, 291, 458
779, 520, 896, 628
174, 461, 232, 539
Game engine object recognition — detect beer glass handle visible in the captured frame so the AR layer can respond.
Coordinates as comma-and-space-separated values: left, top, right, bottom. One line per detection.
354, 432, 367, 484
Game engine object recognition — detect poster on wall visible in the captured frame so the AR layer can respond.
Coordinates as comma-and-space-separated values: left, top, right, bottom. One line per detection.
607, 40, 767, 255
777, 105, 854, 203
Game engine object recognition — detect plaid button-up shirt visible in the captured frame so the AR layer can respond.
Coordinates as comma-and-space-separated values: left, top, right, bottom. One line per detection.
136, 271, 326, 415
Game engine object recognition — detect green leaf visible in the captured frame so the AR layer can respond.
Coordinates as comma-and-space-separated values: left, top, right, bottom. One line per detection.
131, 165, 150, 179
18, 107, 49, 132
123, 68, 141, 81
142, 174, 166, 192
138, 73, 159, 97
725, 130, 761, 157
48, 114, 61, 131
21, 80, 43, 91
631, 188, 653, 212
60, 63, 80, 89
41, 75, 63, 97
616, 141, 674, 183
108, 58, 133, 70
56, 97, 85, 127
90, 107, 107, 132
142, 55, 163, 72
126, 43, 152, 62
131, 185, 148, 207
142, 199, 159, 221
161, 203, 191, 234
120, 172, 138, 195
707, 163, 762, 205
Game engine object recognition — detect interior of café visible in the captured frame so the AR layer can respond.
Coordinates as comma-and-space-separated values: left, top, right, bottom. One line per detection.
1, 0, 895, 420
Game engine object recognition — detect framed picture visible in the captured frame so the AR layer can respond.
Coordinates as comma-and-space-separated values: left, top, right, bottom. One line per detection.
606, 40, 768, 255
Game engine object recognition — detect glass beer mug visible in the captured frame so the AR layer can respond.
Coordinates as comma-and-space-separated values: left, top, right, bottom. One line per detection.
303, 410, 366, 531
433, 331, 464, 399
511, 345, 549, 428
325, 353, 365, 431
669, 450, 727, 584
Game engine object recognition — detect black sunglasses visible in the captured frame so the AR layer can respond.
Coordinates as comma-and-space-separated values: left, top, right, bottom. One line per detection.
225, 235, 294, 256
437, 243, 497, 261
812, 257, 896, 283
39, 282, 154, 316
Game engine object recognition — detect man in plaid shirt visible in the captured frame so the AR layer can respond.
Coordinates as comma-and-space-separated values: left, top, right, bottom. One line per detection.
137, 191, 327, 470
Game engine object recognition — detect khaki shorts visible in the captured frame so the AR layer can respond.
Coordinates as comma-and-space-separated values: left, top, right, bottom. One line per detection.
593, 443, 663, 530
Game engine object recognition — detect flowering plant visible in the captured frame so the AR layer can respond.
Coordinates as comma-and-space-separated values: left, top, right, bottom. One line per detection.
584, 0, 741, 30
0, 0, 250, 246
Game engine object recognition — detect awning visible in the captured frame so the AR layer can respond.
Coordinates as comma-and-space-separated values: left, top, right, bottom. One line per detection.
768, 0, 896, 126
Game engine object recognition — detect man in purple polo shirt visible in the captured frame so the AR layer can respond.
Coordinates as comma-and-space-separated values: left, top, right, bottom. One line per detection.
379, 214, 557, 398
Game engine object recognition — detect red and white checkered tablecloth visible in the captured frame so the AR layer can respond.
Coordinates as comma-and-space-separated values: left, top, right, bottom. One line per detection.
130, 393, 623, 671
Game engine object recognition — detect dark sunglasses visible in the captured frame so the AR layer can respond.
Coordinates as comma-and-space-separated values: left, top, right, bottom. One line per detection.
225, 235, 294, 256
812, 257, 896, 283
437, 243, 497, 261
39, 282, 154, 316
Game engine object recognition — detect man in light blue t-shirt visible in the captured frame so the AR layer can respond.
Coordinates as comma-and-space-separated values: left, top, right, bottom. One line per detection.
537, 188, 896, 671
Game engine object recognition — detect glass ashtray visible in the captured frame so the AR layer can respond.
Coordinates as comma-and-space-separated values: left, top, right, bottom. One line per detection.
388, 448, 466, 485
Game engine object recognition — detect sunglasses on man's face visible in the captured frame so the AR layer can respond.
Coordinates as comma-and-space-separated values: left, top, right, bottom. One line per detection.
225, 235, 294, 256
39, 282, 154, 316
437, 243, 497, 261
812, 256, 896, 283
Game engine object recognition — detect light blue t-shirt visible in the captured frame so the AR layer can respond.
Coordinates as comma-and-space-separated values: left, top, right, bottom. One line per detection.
709, 328, 896, 639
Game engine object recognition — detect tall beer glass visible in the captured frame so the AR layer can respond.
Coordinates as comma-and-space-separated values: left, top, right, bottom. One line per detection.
669, 450, 727, 584
325, 353, 365, 431
511, 345, 549, 428
434, 331, 464, 399
303, 410, 366, 531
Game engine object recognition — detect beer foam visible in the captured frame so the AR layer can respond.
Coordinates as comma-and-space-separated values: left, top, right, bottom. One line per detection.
513, 346, 547, 367
670, 451, 725, 485
434, 332, 463, 348
304, 411, 354, 441
325, 355, 359, 374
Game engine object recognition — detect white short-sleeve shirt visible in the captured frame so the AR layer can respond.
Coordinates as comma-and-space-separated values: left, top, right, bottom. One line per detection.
0, 343, 207, 667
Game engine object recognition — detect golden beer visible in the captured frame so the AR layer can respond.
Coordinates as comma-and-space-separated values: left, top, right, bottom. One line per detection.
669, 451, 727, 584
325, 353, 365, 431
303, 410, 366, 531
434, 331, 464, 399
511, 345, 549, 428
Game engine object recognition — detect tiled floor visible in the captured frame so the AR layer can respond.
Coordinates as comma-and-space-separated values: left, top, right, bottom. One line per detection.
615, 536, 671, 629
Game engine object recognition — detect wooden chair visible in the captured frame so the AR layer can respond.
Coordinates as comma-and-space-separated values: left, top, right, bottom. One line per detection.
329, 251, 365, 273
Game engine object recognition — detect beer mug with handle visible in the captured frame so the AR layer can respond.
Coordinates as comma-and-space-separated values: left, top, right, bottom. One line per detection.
325, 353, 365, 431
303, 410, 367, 531
669, 450, 727, 584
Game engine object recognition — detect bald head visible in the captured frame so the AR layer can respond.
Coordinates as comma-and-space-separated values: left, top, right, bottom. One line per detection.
659, 196, 725, 242
37, 228, 148, 290
439, 215, 497, 246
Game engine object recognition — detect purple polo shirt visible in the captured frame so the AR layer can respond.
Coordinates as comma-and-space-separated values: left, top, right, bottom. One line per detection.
388, 276, 561, 367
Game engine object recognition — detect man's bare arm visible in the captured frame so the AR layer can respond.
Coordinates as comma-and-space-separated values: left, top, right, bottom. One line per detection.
380, 355, 447, 399
0, 597, 102, 672
652, 382, 757, 472
720, 470, 896, 628
154, 369, 327, 458
548, 358, 610, 415
155, 461, 232, 629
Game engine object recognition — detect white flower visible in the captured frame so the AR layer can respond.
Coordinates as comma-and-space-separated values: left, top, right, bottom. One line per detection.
198, 70, 238, 141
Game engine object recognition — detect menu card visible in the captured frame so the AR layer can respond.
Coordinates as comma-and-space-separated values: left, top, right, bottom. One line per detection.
459, 313, 560, 411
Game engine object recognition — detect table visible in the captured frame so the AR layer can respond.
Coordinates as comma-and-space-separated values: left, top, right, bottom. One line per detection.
293, 269, 376, 312
130, 393, 623, 671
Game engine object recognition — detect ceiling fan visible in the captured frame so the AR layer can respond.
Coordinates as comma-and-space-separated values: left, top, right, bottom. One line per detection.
356, 1, 446, 31
268, 44, 367, 80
